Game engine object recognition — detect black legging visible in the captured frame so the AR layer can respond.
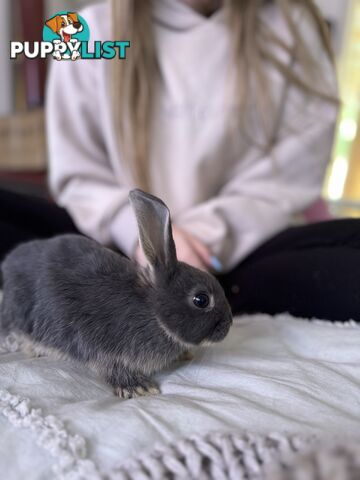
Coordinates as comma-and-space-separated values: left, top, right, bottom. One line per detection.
1, 187, 358, 322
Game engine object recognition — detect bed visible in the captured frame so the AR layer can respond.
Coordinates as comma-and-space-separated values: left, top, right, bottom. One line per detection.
1, 295, 360, 479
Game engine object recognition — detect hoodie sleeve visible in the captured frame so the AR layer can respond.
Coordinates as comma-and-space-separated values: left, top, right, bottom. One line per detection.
174, 6, 339, 272
45, 5, 139, 257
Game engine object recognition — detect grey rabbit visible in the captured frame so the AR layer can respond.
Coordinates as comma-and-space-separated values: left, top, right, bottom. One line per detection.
0, 189, 233, 398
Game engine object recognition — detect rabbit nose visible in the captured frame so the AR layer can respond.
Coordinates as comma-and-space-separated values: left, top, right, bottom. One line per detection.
73, 22, 81, 29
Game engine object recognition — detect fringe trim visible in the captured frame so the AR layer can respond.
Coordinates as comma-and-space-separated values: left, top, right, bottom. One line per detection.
0, 388, 102, 479
107, 430, 360, 480
108, 431, 315, 480
0, 332, 101, 478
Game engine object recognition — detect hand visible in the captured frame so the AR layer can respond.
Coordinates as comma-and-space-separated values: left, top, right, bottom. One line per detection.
135, 225, 212, 271
172, 225, 212, 271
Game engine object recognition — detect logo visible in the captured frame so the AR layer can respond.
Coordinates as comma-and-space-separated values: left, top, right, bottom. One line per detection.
10, 11, 130, 61
43, 11, 89, 60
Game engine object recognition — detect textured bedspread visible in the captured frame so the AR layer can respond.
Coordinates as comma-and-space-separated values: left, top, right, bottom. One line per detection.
1, 306, 360, 479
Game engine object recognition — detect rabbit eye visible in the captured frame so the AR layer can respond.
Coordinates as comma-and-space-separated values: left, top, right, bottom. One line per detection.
193, 293, 209, 309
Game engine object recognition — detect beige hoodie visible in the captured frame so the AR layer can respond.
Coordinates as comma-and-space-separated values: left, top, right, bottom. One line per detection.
46, 0, 338, 272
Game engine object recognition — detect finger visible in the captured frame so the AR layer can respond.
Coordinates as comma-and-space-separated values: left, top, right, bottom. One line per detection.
184, 234, 212, 267
179, 248, 208, 271
185, 254, 208, 271
172, 227, 209, 271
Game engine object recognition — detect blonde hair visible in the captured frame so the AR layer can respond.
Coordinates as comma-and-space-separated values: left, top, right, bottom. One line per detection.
111, 0, 337, 190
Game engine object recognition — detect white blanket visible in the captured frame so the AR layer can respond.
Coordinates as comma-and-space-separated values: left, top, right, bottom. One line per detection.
1, 312, 360, 479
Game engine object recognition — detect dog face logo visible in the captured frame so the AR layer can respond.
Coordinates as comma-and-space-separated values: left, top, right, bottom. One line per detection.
45, 13, 84, 43
43, 11, 89, 61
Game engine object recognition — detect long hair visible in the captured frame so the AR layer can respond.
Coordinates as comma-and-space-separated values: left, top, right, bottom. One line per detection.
111, 0, 337, 191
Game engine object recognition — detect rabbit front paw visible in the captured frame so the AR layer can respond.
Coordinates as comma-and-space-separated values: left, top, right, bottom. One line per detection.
114, 378, 160, 399
107, 368, 160, 399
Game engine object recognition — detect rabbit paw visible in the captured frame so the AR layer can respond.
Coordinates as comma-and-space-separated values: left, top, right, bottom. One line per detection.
114, 382, 160, 399
113, 375, 160, 399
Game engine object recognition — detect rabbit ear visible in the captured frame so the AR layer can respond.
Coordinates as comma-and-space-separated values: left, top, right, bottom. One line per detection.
129, 189, 177, 274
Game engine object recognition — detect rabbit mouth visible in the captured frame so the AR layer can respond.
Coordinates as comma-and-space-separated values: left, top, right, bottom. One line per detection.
208, 319, 231, 343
